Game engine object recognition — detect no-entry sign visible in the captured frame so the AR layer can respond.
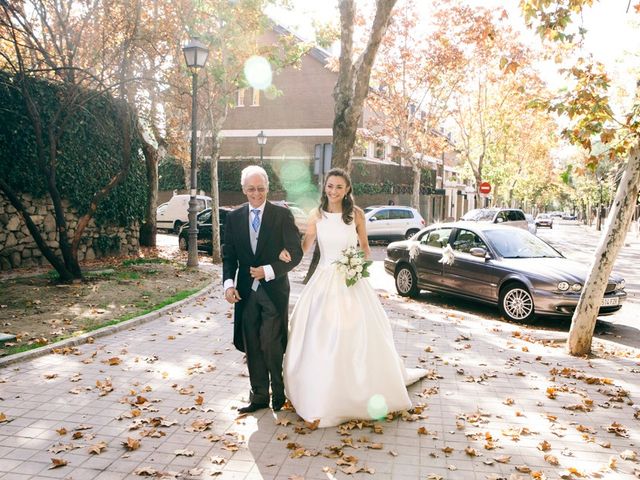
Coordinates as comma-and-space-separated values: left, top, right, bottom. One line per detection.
479, 181, 491, 195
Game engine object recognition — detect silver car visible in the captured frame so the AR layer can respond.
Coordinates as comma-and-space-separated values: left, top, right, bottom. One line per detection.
384, 222, 626, 322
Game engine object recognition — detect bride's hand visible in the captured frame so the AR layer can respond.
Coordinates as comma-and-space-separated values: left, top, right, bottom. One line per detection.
279, 248, 291, 263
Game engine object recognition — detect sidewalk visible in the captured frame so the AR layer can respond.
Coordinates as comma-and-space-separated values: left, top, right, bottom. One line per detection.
2, 263, 640, 479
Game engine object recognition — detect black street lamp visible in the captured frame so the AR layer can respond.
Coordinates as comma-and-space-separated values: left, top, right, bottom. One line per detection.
182, 37, 209, 268
257, 130, 267, 165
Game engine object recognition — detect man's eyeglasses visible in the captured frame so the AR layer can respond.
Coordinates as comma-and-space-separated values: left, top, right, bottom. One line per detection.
245, 186, 267, 193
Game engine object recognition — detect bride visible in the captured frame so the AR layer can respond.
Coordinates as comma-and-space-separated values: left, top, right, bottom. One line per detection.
280, 168, 425, 427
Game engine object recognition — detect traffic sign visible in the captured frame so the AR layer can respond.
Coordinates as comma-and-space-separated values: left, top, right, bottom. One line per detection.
479, 182, 491, 195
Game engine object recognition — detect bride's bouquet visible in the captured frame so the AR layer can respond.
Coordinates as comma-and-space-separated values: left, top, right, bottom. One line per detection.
334, 246, 372, 287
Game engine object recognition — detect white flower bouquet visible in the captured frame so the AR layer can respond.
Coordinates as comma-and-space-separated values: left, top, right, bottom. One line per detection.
334, 246, 372, 287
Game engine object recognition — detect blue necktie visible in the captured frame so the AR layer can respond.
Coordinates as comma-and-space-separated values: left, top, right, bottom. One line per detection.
251, 209, 261, 233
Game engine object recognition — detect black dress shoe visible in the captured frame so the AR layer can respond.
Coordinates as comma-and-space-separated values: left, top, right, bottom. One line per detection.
237, 402, 268, 414
272, 399, 286, 412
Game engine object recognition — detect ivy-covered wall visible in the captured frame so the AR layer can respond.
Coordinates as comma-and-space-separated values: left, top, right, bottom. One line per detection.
0, 70, 148, 269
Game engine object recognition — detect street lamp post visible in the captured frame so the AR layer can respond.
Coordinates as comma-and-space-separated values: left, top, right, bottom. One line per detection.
182, 37, 209, 268
257, 130, 267, 165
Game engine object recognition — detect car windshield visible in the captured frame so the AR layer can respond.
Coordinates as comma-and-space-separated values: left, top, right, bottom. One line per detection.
461, 209, 497, 221
484, 228, 562, 259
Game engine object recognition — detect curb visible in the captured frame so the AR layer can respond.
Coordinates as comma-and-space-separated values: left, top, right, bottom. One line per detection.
0, 282, 216, 369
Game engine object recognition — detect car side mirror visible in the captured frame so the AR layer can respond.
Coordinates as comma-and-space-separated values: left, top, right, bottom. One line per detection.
369, 216, 377, 222
469, 247, 488, 258
495, 218, 504, 223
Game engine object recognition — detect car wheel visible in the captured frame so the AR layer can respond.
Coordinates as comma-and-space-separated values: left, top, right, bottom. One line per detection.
405, 229, 419, 240
178, 236, 188, 251
499, 283, 534, 322
173, 220, 183, 234
395, 264, 419, 298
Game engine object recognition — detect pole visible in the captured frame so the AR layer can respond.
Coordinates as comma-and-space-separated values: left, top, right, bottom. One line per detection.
597, 179, 603, 232
187, 70, 199, 267
260, 143, 264, 166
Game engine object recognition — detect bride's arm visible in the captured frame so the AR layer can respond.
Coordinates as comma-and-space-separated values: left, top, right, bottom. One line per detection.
301, 210, 319, 254
354, 207, 371, 259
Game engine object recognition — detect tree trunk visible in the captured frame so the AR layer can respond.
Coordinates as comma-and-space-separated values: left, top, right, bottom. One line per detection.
140, 133, 158, 247
0, 178, 75, 282
209, 122, 222, 264
567, 146, 640, 355
331, 0, 398, 171
411, 164, 421, 209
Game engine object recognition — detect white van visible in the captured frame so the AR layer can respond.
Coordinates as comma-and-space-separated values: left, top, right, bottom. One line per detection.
157, 194, 212, 233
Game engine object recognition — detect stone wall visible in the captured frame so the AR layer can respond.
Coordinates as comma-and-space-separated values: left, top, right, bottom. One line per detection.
0, 193, 140, 271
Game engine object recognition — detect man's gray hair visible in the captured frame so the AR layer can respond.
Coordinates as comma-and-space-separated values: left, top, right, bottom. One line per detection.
241, 165, 269, 187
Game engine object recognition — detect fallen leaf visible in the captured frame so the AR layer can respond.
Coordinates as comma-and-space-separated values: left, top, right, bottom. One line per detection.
122, 437, 140, 451
88, 441, 107, 455
174, 449, 194, 457
49, 458, 68, 469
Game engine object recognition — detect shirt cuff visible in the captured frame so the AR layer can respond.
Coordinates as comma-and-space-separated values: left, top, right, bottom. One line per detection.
263, 265, 275, 282
223, 279, 235, 292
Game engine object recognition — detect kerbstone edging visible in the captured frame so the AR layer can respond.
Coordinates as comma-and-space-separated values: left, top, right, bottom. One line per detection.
0, 281, 217, 368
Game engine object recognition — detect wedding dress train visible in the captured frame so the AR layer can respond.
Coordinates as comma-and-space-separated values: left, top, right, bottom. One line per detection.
283, 211, 426, 427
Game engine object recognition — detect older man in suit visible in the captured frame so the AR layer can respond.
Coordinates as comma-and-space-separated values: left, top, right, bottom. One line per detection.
222, 165, 303, 414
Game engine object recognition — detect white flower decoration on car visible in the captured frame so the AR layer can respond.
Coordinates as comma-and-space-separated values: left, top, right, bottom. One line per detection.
438, 244, 455, 265
408, 242, 420, 261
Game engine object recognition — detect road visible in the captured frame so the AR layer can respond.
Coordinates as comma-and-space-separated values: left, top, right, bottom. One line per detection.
160, 220, 640, 347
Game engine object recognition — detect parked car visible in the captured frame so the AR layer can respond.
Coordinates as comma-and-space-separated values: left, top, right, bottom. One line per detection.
460, 208, 528, 230
384, 222, 626, 322
562, 213, 577, 220
178, 207, 233, 253
525, 214, 537, 235
364, 206, 425, 241
272, 200, 308, 234
535, 213, 553, 229
157, 194, 212, 233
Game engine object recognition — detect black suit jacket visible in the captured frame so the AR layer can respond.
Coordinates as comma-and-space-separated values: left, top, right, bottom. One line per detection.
222, 201, 303, 352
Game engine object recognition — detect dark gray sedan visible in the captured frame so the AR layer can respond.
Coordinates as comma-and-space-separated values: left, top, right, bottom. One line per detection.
384, 222, 626, 322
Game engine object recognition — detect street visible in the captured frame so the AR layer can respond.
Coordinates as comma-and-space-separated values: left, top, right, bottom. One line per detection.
162, 219, 640, 346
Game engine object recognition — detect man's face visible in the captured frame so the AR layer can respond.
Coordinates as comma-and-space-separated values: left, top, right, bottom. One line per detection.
243, 173, 268, 208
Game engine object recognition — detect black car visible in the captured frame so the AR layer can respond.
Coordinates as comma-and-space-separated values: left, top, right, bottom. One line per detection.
384, 222, 626, 322
178, 207, 232, 253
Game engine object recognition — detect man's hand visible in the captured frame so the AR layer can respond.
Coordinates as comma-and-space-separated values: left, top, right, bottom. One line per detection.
225, 287, 241, 303
249, 266, 266, 280
279, 249, 291, 263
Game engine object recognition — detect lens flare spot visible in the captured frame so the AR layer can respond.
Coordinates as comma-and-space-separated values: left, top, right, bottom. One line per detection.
367, 394, 388, 420
244, 56, 272, 90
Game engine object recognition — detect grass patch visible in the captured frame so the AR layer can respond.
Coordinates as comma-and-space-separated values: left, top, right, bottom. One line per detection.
115, 271, 141, 281
0, 287, 201, 359
122, 258, 170, 266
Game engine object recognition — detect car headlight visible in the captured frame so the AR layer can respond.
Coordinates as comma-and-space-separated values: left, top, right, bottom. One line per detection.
570, 283, 582, 292
616, 280, 625, 290
558, 281, 569, 291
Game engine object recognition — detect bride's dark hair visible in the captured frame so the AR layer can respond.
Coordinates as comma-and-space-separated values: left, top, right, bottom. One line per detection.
320, 167, 355, 225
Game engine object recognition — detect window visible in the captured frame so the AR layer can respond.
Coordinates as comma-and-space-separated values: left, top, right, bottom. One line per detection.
508, 210, 525, 221
375, 142, 385, 159
236, 88, 245, 107
388, 209, 413, 220
371, 209, 389, 220
452, 229, 486, 254
251, 88, 260, 106
390, 146, 401, 164
420, 228, 452, 248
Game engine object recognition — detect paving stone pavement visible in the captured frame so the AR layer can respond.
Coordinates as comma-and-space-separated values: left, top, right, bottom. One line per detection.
1, 261, 640, 480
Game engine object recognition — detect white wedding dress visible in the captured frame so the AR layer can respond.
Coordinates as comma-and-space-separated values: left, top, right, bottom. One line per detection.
284, 211, 425, 427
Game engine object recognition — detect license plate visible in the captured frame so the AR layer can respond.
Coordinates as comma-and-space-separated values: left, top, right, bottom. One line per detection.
601, 297, 619, 307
